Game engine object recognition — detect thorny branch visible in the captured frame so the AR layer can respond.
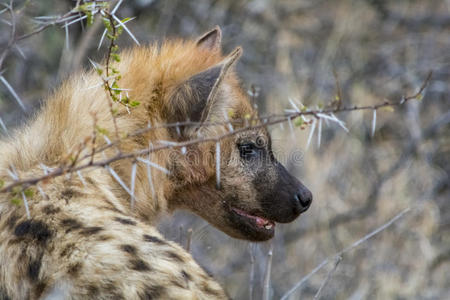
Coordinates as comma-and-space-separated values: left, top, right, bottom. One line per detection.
0, 71, 433, 194
280, 207, 411, 300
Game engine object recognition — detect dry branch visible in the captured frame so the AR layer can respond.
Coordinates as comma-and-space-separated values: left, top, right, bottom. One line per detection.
280, 207, 411, 300
0, 71, 432, 194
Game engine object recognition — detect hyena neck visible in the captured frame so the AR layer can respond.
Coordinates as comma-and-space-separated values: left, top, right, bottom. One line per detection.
0, 68, 171, 222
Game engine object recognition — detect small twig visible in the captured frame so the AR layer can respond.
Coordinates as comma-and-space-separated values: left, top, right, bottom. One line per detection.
248, 244, 256, 300
0, 73, 432, 194
280, 207, 411, 300
332, 68, 343, 109
313, 256, 342, 300
262, 242, 274, 300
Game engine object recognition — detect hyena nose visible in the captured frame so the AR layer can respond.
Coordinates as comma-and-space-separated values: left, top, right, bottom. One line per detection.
293, 188, 312, 213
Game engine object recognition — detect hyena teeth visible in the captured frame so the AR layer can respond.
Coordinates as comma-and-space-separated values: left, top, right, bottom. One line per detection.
264, 224, 273, 230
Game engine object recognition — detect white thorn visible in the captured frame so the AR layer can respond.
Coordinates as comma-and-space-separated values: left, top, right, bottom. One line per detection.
98, 29, 107, 50
37, 185, 46, 199
0, 117, 8, 133
130, 162, 137, 209
371, 110, 377, 137
306, 119, 316, 151
64, 22, 69, 49
288, 117, 294, 138
136, 158, 170, 174
112, 14, 140, 45
317, 118, 322, 148
103, 135, 112, 145
111, 0, 124, 14
14, 45, 26, 59
106, 165, 132, 196
21, 191, 31, 219
77, 170, 87, 186
0, 75, 26, 111
62, 15, 87, 28
288, 97, 300, 112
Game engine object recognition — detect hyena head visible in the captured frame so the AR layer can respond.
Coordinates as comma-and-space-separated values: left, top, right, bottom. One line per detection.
163, 27, 312, 241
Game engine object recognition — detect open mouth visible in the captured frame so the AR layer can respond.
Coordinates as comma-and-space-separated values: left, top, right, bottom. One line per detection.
231, 207, 275, 231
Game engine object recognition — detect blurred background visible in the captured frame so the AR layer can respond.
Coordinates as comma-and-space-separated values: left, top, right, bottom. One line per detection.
0, 0, 449, 299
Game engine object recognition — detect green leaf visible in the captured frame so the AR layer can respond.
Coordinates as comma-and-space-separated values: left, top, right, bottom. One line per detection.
294, 117, 304, 127
24, 188, 34, 198
103, 18, 111, 29
10, 197, 21, 206
0, 179, 4, 189
96, 126, 109, 136
130, 101, 140, 107
86, 11, 93, 26
112, 53, 121, 62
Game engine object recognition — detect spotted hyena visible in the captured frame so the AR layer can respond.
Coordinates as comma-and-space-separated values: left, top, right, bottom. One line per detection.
0, 26, 312, 299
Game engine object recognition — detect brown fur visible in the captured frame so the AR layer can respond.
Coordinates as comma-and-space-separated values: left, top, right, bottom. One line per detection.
0, 27, 311, 299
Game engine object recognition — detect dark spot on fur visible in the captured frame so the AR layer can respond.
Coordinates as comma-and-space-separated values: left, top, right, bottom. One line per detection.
143, 234, 165, 244
139, 285, 165, 299
14, 220, 52, 243
166, 251, 184, 262
60, 243, 75, 258
181, 270, 192, 281
60, 218, 83, 233
80, 226, 103, 235
61, 188, 83, 200
28, 257, 42, 281
67, 262, 82, 277
129, 259, 150, 272
34, 281, 47, 298
42, 205, 61, 215
87, 285, 99, 296
120, 244, 137, 255
114, 217, 136, 226
103, 282, 125, 299
6, 214, 19, 230
97, 235, 113, 241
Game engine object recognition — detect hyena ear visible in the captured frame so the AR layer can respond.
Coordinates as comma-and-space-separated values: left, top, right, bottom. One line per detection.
168, 47, 242, 136
196, 26, 222, 51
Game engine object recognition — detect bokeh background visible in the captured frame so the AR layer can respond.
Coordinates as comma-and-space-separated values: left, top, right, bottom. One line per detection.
0, 0, 449, 299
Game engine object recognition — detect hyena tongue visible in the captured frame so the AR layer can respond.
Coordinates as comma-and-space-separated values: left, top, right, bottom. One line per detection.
255, 217, 269, 227
233, 208, 274, 228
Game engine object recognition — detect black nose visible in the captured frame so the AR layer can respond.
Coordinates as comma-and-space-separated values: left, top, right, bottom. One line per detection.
293, 188, 312, 213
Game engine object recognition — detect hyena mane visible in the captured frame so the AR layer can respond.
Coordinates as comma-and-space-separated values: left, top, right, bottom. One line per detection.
0, 26, 311, 299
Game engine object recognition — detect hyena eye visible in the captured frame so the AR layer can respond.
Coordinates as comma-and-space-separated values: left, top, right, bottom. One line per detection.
238, 142, 260, 160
